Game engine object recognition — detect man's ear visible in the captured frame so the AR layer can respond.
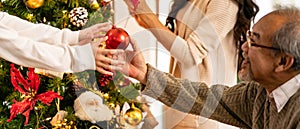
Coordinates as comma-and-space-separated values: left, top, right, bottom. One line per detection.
275, 53, 295, 72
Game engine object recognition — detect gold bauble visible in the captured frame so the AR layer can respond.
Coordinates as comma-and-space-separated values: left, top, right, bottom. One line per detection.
102, 93, 109, 100
124, 104, 143, 126
25, 0, 44, 9
25, 13, 34, 21
90, 0, 100, 10
108, 102, 115, 108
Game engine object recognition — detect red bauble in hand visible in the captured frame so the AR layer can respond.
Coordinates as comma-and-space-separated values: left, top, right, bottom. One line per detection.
105, 25, 129, 49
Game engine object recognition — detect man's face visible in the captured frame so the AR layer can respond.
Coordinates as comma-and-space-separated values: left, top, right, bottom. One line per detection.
241, 15, 285, 84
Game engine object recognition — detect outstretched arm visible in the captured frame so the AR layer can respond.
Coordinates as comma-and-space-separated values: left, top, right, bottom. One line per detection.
107, 37, 255, 128
124, 0, 176, 51
124, 0, 238, 66
0, 25, 116, 73
124, 0, 195, 67
0, 12, 111, 46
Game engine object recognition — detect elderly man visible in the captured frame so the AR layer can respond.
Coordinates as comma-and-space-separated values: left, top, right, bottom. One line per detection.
102, 7, 300, 129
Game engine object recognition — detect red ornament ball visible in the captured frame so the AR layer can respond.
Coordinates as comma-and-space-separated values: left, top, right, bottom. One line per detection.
105, 25, 129, 49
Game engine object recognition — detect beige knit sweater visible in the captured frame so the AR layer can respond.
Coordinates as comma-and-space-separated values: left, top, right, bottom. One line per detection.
170, 0, 238, 85
143, 65, 300, 129
166, 0, 239, 128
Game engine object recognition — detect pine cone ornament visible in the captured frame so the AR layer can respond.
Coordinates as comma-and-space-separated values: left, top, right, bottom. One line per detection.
69, 7, 88, 27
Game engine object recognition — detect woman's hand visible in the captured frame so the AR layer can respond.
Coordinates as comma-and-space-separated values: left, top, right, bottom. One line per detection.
78, 22, 112, 45
123, 0, 157, 29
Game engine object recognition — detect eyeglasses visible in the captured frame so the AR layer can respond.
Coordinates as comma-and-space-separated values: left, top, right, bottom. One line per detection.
246, 30, 280, 51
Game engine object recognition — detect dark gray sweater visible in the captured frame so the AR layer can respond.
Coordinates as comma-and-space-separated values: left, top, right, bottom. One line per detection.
142, 65, 300, 129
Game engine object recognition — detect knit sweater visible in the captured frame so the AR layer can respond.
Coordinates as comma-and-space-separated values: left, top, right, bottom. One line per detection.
142, 65, 300, 129
170, 0, 238, 85
167, 0, 239, 128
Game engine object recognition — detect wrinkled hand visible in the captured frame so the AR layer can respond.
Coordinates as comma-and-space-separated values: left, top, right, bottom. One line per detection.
78, 22, 112, 45
124, 0, 156, 29
117, 37, 147, 84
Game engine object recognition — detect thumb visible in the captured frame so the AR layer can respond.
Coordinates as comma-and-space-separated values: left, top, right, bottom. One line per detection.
129, 37, 140, 52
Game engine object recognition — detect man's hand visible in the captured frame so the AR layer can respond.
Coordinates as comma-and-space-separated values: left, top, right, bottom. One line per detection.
109, 37, 148, 84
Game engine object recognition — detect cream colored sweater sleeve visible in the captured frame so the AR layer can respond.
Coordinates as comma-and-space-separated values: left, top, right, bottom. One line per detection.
169, 0, 238, 65
0, 12, 95, 72
186, 0, 238, 64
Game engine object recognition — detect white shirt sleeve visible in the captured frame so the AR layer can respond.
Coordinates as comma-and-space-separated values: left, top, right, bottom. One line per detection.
0, 12, 95, 72
0, 12, 79, 46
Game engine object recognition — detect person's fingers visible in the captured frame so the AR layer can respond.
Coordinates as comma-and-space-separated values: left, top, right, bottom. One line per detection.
95, 24, 111, 33
93, 33, 106, 39
89, 22, 112, 38
128, 7, 136, 16
96, 57, 122, 70
129, 37, 140, 52
96, 54, 124, 66
96, 67, 113, 75
98, 49, 124, 58
97, 22, 111, 28
91, 36, 107, 45
92, 22, 112, 31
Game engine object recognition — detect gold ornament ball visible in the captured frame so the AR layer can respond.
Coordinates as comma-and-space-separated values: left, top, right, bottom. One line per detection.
103, 93, 109, 100
90, 0, 100, 10
25, 0, 44, 9
108, 102, 115, 108
124, 106, 143, 126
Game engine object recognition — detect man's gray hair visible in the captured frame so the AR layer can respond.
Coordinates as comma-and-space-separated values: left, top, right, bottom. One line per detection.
271, 7, 300, 70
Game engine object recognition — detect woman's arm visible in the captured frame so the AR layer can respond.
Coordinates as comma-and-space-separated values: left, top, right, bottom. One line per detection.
124, 0, 238, 66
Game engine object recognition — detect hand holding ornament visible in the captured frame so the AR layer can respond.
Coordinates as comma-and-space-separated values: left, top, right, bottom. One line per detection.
94, 48, 125, 75
109, 37, 148, 84
94, 25, 131, 75
78, 22, 112, 45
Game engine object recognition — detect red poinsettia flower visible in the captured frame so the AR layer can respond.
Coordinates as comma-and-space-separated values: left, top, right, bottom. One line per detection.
7, 64, 63, 125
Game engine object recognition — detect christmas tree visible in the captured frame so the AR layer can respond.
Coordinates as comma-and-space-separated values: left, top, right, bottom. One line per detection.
0, 0, 144, 128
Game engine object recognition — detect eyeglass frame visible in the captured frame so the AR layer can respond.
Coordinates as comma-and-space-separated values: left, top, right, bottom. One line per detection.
246, 30, 281, 51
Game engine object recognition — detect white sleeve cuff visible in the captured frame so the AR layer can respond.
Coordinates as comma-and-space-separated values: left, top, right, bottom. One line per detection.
170, 36, 197, 65
170, 36, 188, 61
72, 44, 96, 72
62, 29, 79, 45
